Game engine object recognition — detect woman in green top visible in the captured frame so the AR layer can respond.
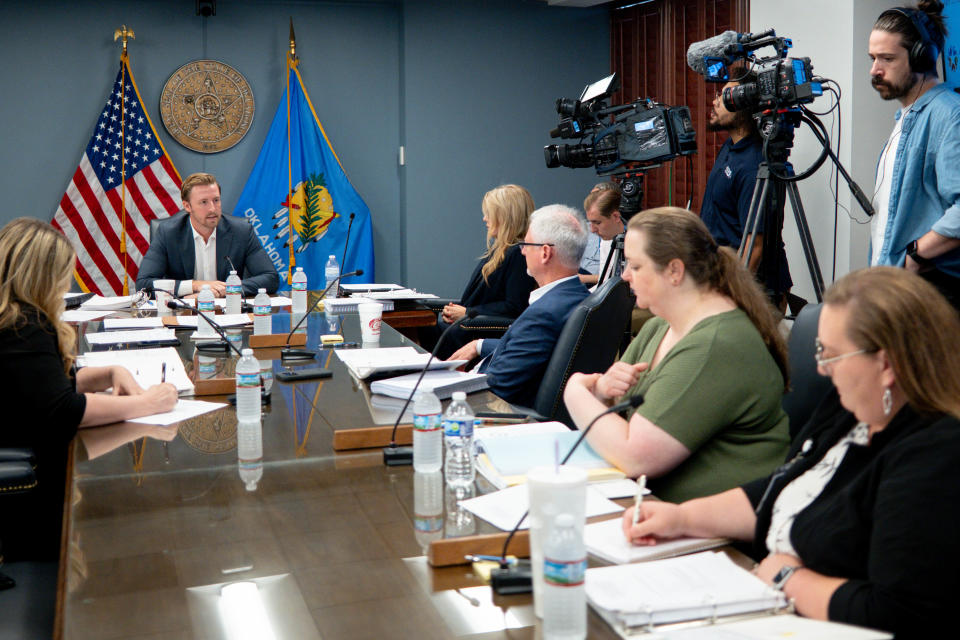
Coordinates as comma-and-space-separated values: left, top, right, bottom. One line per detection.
563, 207, 790, 502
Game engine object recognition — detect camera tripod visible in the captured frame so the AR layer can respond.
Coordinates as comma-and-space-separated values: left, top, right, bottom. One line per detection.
739, 109, 873, 304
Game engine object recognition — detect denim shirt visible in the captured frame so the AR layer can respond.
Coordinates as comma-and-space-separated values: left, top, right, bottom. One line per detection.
875, 83, 960, 276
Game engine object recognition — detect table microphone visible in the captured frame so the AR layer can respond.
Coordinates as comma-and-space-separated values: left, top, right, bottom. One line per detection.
382, 309, 478, 466
338, 212, 356, 297
281, 269, 364, 360
490, 393, 645, 595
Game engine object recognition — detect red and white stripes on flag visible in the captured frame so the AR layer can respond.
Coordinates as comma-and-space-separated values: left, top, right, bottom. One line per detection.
53, 54, 181, 295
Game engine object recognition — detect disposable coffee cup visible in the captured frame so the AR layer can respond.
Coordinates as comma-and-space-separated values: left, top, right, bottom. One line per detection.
154, 279, 175, 316
357, 302, 383, 344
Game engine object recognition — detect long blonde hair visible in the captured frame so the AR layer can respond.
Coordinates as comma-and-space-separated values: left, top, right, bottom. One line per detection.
0, 218, 77, 372
627, 207, 789, 388
480, 184, 534, 283
825, 266, 960, 418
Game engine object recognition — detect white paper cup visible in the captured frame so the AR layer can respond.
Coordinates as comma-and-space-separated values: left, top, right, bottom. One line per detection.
154, 279, 175, 316
527, 465, 587, 619
357, 302, 384, 343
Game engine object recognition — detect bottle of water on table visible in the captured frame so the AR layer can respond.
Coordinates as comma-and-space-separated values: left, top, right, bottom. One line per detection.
443, 391, 476, 490
292, 266, 308, 313
325, 254, 340, 296
541, 513, 587, 640
413, 391, 443, 472
253, 288, 271, 335
225, 270, 242, 314
197, 284, 216, 337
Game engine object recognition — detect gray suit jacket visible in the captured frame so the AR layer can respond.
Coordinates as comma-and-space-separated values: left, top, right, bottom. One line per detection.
135, 212, 279, 296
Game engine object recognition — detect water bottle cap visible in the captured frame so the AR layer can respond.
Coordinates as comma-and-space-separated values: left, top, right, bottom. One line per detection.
555, 513, 575, 528
258, 288, 266, 293
229, 270, 237, 275
296, 267, 303, 272
452, 391, 466, 401
241, 348, 253, 356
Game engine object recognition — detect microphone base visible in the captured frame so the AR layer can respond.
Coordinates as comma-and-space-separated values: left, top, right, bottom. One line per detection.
490, 566, 532, 595
382, 445, 413, 466
280, 347, 316, 360
195, 340, 230, 354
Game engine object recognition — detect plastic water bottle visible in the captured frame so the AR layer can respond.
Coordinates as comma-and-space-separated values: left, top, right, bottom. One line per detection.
324, 254, 340, 296
253, 288, 272, 335
197, 284, 216, 337
443, 391, 476, 490
237, 420, 263, 492
292, 266, 308, 313
235, 348, 261, 422
541, 513, 587, 640
259, 358, 273, 395
413, 391, 443, 472
413, 471, 443, 551
225, 270, 242, 314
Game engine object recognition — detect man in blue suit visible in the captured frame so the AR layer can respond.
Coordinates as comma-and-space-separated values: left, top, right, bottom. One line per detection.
449, 204, 590, 406
135, 173, 279, 297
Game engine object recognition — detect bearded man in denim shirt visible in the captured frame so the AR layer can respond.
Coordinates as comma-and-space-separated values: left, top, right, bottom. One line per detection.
869, 2, 960, 309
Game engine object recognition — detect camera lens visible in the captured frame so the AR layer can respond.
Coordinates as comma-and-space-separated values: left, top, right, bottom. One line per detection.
543, 144, 594, 169
555, 98, 579, 116
722, 83, 758, 112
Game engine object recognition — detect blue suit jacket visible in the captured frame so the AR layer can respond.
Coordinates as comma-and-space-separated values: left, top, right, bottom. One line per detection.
135, 212, 279, 296
479, 277, 589, 407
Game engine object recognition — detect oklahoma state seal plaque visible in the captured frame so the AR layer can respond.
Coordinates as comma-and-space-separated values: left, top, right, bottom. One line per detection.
160, 59, 254, 153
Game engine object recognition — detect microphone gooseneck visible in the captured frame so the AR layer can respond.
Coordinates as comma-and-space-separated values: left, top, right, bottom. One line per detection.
382, 309, 478, 466
338, 212, 356, 291
164, 296, 243, 358
281, 268, 364, 359
494, 394, 645, 574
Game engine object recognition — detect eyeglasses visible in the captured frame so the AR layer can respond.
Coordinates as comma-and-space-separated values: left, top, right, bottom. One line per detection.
814, 337, 871, 369
517, 242, 555, 249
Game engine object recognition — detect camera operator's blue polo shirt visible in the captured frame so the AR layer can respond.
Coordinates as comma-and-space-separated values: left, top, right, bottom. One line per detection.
700, 135, 792, 294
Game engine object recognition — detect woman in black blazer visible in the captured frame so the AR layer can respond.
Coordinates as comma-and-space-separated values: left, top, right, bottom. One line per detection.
434, 184, 537, 359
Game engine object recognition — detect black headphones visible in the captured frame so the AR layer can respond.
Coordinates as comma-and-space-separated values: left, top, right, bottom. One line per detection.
880, 7, 942, 72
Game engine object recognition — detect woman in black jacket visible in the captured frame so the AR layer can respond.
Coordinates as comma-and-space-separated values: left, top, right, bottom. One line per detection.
433, 184, 537, 359
620, 267, 960, 639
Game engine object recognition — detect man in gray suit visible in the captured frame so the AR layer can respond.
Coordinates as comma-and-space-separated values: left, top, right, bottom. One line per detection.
136, 172, 279, 297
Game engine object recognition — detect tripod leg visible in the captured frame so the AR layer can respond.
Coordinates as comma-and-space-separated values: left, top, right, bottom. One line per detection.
785, 181, 826, 302
740, 168, 771, 267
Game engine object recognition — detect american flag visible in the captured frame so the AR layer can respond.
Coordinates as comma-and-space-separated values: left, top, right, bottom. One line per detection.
53, 56, 181, 295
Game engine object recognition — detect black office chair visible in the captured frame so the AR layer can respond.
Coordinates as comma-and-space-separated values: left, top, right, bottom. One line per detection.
148, 211, 184, 242
0, 448, 37, 590
459, 312, 514, 341
521, 277, 635, 427
782, 303, 833, 440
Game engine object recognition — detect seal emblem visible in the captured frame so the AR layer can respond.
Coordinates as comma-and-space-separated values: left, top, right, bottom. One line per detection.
160, 59, 254, 153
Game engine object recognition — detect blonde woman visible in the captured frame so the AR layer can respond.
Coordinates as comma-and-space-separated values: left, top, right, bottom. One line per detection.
434, 184, 537, 358
0, 218, 176, 560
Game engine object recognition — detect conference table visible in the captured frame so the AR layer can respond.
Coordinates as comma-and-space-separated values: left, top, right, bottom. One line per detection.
56, 305, 623, 639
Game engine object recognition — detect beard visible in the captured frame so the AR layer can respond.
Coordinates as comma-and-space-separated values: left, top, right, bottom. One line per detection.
872, 73, 918, 100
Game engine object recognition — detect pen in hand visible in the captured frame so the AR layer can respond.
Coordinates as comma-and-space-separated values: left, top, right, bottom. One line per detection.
632, 474, 647, 526
161, 362, 167, 383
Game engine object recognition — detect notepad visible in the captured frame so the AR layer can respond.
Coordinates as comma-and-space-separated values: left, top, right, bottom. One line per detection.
583, 517, 726, 565
85, 328, 177, 346
80, 294, 139, 310
77, 347, 194, 394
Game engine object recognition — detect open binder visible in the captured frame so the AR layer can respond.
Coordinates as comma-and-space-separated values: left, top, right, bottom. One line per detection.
586, 551, 790, 634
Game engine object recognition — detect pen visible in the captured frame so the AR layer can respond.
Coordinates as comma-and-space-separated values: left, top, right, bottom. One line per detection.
465, 554, 516, 565
632, 474, 647, 526
161, 362, 166, 383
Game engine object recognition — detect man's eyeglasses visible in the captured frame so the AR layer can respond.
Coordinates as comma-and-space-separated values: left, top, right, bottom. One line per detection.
814, 337, 870, 369
517, 242, 555, 249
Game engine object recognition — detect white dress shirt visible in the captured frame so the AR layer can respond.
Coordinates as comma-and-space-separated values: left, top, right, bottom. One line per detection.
177, 226, 218, 296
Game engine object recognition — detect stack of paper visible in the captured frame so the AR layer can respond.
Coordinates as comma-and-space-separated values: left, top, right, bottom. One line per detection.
340, 283, 404, 293
322, 297, 395, 313
370, 369, 487, 400
85, 328, 178, 347
583, 518, 726, 565
80, 294, 139, 310
173, 313, 252, 328
77, 347, 194, 394
363, 288, 438, 301
335, 346, 464, 379
586, 551, 787, 630
474, 422, 625, 489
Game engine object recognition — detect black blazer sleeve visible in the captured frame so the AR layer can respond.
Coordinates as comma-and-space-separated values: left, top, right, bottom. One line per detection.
463, 245, 537, 318
231, 220, 280, 296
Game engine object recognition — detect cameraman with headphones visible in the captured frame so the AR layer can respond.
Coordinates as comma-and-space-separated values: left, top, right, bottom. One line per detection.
870, 0, 960, 309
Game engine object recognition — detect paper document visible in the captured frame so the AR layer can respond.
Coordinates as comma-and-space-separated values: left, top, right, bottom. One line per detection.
583, 518, 725, 565
459, 484, 623, 531
62, 309, 114, 323
126, 399, 227, 426
174, 313, 252, 328
477, 430, 612, 476
335, 346, 464, 379
85, 328, 177, 346
241, 295, 292, 308
103, 317, 164, 330
658, 614, 893, 639
363, 288, 437, 300
80, 294, 139, 310
370, 369, 487, 400
340, 283, 403, 292
77, 347, 194, 394
586, 551, 786, 629
323, 297, 395, 313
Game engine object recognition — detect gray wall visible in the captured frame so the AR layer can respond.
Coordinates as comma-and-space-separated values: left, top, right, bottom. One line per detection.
0, 0, 608, 296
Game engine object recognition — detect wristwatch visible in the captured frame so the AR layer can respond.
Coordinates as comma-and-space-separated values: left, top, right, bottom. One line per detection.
771, 565, 800, 591
906, 239, 935, 268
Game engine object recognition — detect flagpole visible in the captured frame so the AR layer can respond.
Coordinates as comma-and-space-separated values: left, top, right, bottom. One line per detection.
285, 19, 298, 286
114, 25, 134, 295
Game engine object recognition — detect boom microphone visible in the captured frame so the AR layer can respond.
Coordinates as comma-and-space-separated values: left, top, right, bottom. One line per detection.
686, 30, 740, 77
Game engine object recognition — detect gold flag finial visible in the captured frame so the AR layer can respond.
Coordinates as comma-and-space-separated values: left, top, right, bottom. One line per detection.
113, 25, 135, 54
289, 18, 297, 61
